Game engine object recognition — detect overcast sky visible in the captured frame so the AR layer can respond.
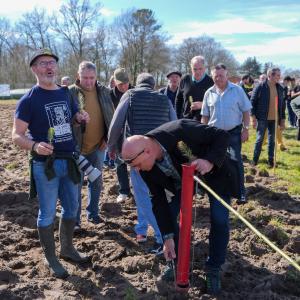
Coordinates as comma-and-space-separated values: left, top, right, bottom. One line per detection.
2, 0, 300, 70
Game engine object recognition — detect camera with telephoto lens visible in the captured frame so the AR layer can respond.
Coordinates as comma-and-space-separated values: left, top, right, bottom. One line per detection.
73, 145, 102, 182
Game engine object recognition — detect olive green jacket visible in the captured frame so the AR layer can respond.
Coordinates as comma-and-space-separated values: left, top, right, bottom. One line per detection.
69, 79, 114, 151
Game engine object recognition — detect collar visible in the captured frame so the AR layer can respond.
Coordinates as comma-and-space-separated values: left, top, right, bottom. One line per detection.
167, 85, 178, 93
192, 73, 206, 83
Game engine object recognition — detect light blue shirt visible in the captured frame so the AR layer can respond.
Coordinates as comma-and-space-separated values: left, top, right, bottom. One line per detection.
201, 81, 252, 131
192, 73, 206, 83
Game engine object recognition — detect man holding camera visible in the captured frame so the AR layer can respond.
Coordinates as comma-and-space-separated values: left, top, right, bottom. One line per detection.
12, 49, 90, 278
69, 61, 114, 230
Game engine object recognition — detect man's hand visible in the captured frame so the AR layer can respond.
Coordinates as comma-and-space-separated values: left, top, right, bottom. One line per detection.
191, 159, 213, 175
252, 119, 257, 129
190, 101, 202, 111
248, 91, 253, 96
109, 150, 118, 161
163, 238, 176, 261
280, 120, 285, 131
241, 128, 249, 143
36, 142, 53, 155
99, 139, 108, 151
77, 112, 90, 123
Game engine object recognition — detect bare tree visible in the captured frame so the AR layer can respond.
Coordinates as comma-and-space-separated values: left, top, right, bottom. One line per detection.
174, 35, 239, 76
113, 8, 169, 84
50, 0, 102, 62
90, 21, 118, 82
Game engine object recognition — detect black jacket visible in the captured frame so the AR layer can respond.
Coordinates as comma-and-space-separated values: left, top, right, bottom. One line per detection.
140, 119, 240, 237
110, 84, 134, 109
250, 79, 285, 120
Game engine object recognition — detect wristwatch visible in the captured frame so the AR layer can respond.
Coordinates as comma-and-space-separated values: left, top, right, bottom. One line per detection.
244, 126, 250, 130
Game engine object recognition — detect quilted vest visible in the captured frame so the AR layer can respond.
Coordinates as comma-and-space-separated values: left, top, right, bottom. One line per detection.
124, 84, 170, 137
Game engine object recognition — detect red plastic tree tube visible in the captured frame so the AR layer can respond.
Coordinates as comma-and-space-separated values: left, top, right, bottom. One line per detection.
176, 163, 195, 293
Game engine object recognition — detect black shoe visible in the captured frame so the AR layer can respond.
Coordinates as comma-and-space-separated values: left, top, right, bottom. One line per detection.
205, 269, 222, 297
145, 242, 164, 255
235, 196, 247, 205
87, 216, 104, 224
268, 161, 274, 168
250, 160, 257, 167
281, 147, 289, 152
157, 262, 176, 282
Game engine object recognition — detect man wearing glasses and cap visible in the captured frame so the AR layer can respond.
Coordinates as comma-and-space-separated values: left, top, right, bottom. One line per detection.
159, 71, 182, 108
12, 49, 90, 278
107, 72, 177, 256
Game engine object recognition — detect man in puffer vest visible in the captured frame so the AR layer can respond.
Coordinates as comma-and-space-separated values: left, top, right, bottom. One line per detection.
107, 73, 177, 255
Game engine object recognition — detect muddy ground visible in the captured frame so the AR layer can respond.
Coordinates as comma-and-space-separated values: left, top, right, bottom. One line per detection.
1, 103, 300, 300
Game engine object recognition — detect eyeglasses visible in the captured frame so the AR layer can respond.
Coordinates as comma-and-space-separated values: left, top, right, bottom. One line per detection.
118, 149, 145, 165
35, 61, 57, 68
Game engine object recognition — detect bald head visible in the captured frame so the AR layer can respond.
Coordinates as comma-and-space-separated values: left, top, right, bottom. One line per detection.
122, 135, 146, 159
121, 135, 164, 172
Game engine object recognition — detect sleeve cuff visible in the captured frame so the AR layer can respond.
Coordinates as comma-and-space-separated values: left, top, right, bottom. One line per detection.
163, 233, 174, 241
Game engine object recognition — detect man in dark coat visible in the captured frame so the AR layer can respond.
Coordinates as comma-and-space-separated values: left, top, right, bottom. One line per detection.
119, 119, 240, 297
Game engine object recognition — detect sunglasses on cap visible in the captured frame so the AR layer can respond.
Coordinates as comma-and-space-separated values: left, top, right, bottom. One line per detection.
118, 149, 145, 165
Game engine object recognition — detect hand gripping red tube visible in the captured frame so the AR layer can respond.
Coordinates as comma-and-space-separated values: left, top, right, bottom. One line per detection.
176, 163, 195, 293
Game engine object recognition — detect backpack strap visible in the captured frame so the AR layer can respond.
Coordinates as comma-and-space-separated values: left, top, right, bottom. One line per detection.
61, 85, 73, 112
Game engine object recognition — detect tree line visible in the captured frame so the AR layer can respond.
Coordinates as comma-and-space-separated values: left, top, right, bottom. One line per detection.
0, 0, 298, 88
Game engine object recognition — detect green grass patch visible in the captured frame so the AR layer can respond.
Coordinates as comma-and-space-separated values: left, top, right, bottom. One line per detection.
0, 99, 19, 104
268, 217, 289, 241
243, 117, 300, 195
6, 163, 19, 169
125, 285, 137, 300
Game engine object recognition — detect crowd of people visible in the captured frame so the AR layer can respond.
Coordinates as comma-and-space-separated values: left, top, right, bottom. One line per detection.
11, 48, 300, 297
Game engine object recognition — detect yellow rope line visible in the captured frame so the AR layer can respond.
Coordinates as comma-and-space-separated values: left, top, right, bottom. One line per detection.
192, 174, 300, 272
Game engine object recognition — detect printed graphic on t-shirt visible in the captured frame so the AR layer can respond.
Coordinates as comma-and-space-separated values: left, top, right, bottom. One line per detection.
45, 101, 73, 143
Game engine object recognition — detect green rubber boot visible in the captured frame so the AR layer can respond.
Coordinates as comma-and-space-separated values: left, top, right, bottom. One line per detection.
37, 223, 69, 278
59, 217, 88, 263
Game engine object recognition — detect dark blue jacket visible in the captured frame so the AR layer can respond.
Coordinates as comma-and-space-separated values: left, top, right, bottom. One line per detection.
250, 79, 285, 121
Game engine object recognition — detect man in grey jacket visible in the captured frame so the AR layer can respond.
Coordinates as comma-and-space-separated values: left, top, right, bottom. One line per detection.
108, 73, 177, 257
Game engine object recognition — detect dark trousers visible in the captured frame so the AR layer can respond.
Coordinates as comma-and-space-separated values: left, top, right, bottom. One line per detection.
169, 189, 230, 270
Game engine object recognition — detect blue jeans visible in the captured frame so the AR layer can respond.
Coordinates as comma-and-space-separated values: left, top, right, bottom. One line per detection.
228, 126, 245, 197
287, 101, 295, 126
33, 159, 79, 227
115, 138, 130, 195
104, 149, 114, 166
130, 167, 163, 244
205, 193, 231, 270
253, 120, 276, 163
76, 147, 105, 223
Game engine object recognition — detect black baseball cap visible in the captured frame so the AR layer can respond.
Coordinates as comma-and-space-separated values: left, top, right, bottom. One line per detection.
29, 49, 59, 67
166, 70, 182, 78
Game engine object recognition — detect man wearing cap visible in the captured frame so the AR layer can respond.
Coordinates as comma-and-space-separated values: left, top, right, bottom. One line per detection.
108, 72, 177, 256
175, 56, 214, 122
69, 61, 114, 231
108, 68, 134, 203
12, 49, 90, 278
159, 71, 182, 107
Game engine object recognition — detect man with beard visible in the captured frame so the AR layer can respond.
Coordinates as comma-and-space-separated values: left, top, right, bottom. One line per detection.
159, 71, 182, 107
12, 49, 90, 278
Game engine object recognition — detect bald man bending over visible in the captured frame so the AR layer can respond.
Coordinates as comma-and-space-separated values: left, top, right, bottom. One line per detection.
119, 119, 240, 296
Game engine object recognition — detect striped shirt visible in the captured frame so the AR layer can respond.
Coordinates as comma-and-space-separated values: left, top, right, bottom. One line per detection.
201, 81, 252, 131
